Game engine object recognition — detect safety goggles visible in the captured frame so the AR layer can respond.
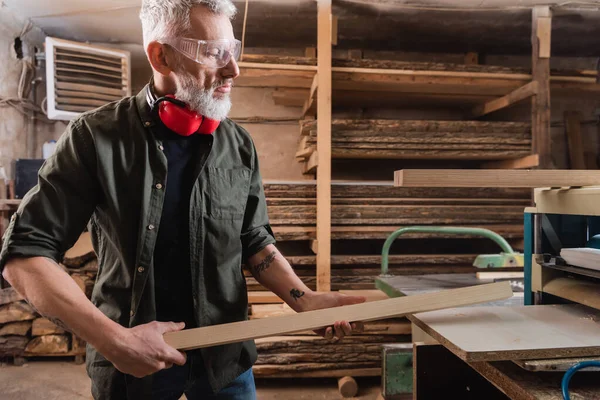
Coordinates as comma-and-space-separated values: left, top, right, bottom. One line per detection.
164, 38, 242, 69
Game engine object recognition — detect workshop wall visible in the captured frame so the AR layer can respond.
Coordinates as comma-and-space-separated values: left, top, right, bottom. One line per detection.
0, 8, 63, 180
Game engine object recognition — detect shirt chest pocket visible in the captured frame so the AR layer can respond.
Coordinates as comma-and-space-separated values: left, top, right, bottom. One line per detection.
207, 167, 251, 219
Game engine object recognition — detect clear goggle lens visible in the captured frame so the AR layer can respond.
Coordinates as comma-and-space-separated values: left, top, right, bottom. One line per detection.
167, 38, 241, 68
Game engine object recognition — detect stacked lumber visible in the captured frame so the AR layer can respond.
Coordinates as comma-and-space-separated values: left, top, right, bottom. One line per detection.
0, 233, 96, 363
267, 181, 529, 241
263, 181, 527, 292
297, 119, 532, 162
241, 54, 598, 79
248, 293, 411, 378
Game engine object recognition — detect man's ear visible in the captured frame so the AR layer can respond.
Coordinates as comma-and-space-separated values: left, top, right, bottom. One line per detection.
147, 42, 173, 76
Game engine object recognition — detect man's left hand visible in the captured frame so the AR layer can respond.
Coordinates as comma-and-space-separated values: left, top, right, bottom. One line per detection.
297, 292, 366, 342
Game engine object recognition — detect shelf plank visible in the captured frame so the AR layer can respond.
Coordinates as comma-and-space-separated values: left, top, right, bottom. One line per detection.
395, 169, 600, 188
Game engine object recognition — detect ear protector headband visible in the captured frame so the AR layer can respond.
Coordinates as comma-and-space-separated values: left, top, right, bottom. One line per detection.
149, 88, 220, 136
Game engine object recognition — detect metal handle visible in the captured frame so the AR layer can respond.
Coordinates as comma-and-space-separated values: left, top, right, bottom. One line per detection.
381, 226, 516, 275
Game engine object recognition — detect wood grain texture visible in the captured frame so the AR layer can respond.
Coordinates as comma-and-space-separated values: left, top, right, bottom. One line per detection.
0, 321, 31, 336
469, 360, 600, 400
164, 282, 512, 351
0, 287, 24, 306
63, 232, 95, 268
24, 335, 69, 354
0, 302, 37, 324
532, 7, 552, 168
471, 81, 538, 118
272, 224, 525, 241
31, 318, 66, 336
316, 0, 332, 292
395, 169, 600, 188
409, 304, 600, 362
482, 154, 539, 169
565, 111, 586, 170
543, 277, 600, 310
252, 364, 381, 378
533, 186, 600, 216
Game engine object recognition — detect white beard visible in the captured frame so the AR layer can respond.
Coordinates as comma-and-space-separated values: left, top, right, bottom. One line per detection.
174, 72, 232, 121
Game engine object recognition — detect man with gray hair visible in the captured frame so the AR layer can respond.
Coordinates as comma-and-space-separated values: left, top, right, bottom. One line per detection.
0, 0, 364, 399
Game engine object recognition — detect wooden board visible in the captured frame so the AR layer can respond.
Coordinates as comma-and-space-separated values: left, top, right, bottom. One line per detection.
395, 169, 600, 188
560, 248, 600, 271
469, 360, 600, 400
24, 334, 69, 354
409, 304, 600, 362
0, 302, 37, 324
533, 186, 600, 216
471, 81, 538, 118
532, 7, 552, 168
253, 364, 381, 378
0, 287, 24, 306
163, 282, 512, 351
316, 0, 332, 292
0, 321, 31, 336
482, 155, 540, 170
272, 224, 525, 241
565, 111, 586, 170
514, 356, 600, 372
63, 232, 95, 267
32, 318, 66, 336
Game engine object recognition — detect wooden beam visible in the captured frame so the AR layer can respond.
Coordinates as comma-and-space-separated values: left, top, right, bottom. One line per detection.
481, 154, 539, 169
247, 292, 283, 304
471, 81, 538, 118
163, 282, 512, 351
532, 6, 552, 169
395, 169, 600, 188
305, 47, 317, 58
304, 150, 319, 175
316, 0, 333, 292
302, 74, 319, 117
564, 111, 586, 170
464, 52, 479, 65
533, 186, 600, 216
331, 15, 339, 46
537, 17, 552, 59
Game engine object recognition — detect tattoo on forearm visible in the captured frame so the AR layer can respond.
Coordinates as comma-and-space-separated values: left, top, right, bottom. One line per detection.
250, 251, 277, 278
24, 299, 72, 333
290, 288, 305, 302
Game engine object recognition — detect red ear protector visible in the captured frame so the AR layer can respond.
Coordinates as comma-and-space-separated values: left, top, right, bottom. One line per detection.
155, 95, 220, 136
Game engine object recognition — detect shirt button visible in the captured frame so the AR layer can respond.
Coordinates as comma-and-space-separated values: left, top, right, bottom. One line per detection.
159, 145, 164, 151
144, 121, 151, 127
155, 183, 163, 190
148, 224, 155, 231
138, 266, 145, 273
130, 310, 134, 317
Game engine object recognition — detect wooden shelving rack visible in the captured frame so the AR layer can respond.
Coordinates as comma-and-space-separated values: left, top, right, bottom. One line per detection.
236, 4, 600, 295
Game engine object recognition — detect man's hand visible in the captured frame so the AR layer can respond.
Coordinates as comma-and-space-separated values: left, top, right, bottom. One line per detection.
100, 321, 187, 378
297, 292, 366, 342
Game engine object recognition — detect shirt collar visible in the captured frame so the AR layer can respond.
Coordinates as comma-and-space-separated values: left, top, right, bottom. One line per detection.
136, 82, 157, 128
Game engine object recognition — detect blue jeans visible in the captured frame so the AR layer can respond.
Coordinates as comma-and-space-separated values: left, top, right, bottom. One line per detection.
151, 352, 256, 400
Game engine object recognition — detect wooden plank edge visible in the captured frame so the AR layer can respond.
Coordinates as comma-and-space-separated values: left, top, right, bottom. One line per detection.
164, 282, 512, 351
471, 81, 538, 118
481, 155, 539, 169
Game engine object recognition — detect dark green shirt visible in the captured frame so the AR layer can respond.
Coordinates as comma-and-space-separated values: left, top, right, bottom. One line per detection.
0, 86, 275, 396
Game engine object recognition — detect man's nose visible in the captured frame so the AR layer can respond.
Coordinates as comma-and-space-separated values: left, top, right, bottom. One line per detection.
220, 56, 240, 80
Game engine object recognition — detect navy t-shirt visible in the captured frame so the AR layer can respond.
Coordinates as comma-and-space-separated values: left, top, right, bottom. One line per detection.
153, 126, 211, 329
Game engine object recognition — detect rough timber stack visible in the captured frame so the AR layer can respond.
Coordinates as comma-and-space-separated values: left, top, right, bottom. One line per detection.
253, 181, 528, 293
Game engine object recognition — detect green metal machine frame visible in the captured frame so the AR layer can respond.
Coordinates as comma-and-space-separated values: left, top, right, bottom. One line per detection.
376, 226, 524, 397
